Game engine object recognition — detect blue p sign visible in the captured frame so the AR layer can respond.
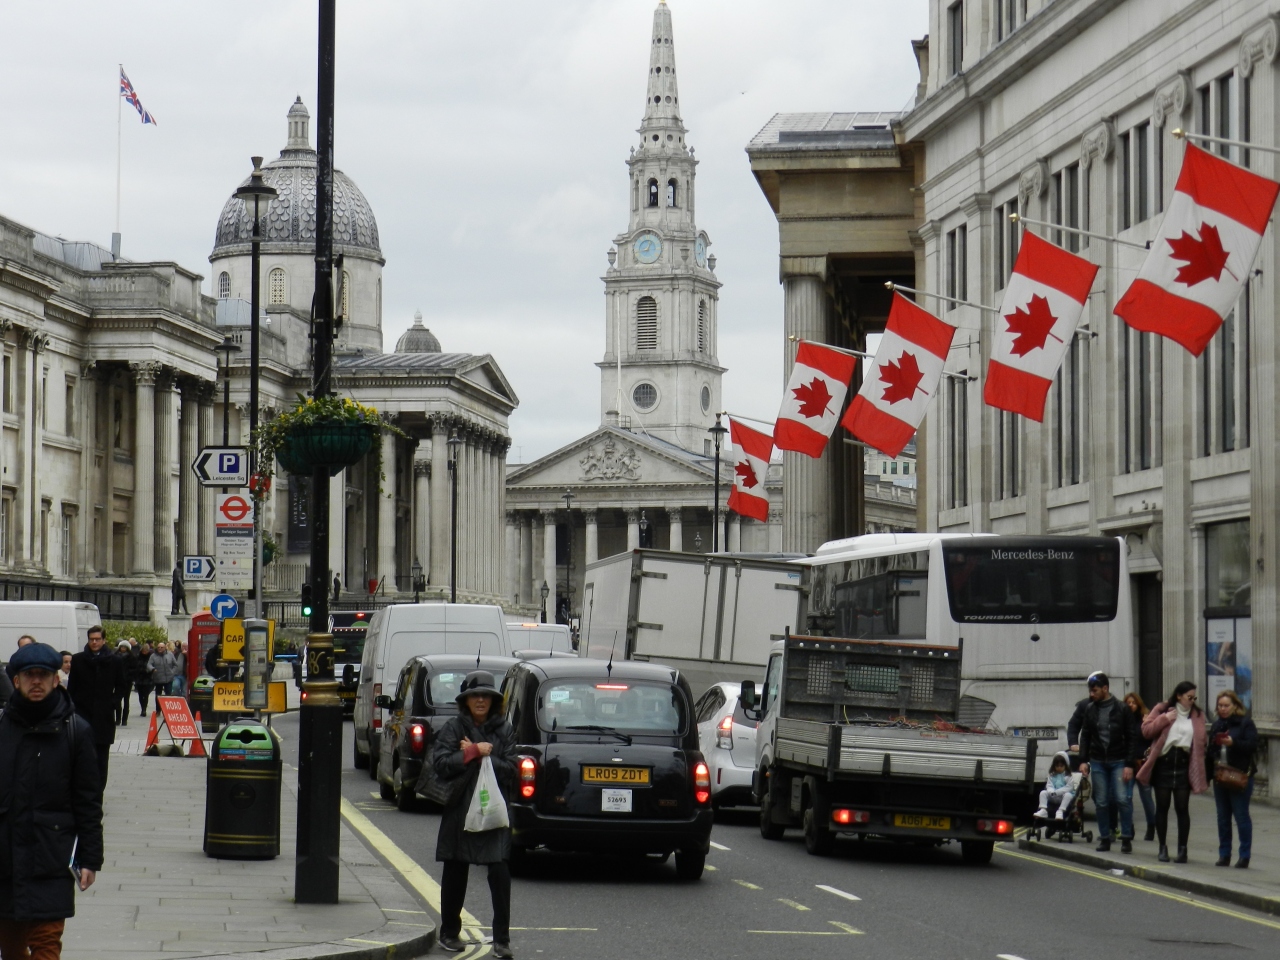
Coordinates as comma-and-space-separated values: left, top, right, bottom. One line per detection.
219, 452, 240, 474
186, 557, 201, 577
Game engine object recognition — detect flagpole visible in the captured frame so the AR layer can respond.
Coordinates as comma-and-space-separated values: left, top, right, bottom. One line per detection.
1008, 212, 1149, 251
1171, 127, 1280, 156
722, 411, 776, 429
883, 282, 1002, 314
114, 64, 122, 260
788, 335, 975, 383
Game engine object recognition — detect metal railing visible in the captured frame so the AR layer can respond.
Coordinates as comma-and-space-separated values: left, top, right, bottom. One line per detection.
264, 598, 401, 629
0, 578, 150, 621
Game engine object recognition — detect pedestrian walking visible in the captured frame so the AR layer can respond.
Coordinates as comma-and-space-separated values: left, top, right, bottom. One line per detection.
171, 642, 187, 697
132, 643, 154, 716
1078, 672, 1141, 854
113, 643, 135, 726
1137, 681, 1208, 864
431, 671, 516, 959
147, 643, 179, 698
1125, 692, 1157, 841
66, 625, 129, 791
1209, 690, 1257, 869
0, 642, 103, 960
57, 652, 71, 689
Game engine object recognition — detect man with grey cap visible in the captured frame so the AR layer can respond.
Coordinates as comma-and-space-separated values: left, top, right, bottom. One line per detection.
0, 642, 103, 958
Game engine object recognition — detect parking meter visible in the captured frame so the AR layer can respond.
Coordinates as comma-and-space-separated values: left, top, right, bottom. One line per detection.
243, 618, 271, 709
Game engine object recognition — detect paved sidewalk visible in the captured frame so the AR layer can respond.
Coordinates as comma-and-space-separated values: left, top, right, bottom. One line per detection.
1020, 791, 1280, 916
61, 714, 434, 959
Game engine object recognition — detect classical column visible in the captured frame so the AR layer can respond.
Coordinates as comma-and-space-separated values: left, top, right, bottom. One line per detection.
497, 442, 509, 600
668, 508, 683, 553
178, 380, 199, 559
728, 515, 742, 553
197, 383, 216, 557
130, 362, 159, 576
77, 361, 97, 577
0, 323, 8, 514
463, 432, 476, 596
153, 372, 175, 573
329, 472, 345, 592
529, 512, 543, 606
480, 439, 493, 597
377, 430, 397, 591
626, 509, 641, 551
429, 418, 450, 590
584, 509, 599, 565
414, 455, 431, 586
505, 511, 519, 604
541, 508, 557, 622
781, 269, 832, 553
17, 330, 49, 566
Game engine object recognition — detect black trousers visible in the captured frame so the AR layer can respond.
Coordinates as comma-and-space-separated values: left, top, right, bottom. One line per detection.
1153, 748, 1192, 847
136, 683, 153, 714
439, 860, 510, 944
94, 743, 110, 792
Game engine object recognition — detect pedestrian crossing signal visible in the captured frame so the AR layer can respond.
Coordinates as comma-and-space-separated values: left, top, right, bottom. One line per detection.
300, 583, 313, 618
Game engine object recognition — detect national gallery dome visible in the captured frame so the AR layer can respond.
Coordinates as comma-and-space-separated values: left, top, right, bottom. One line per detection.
395, 311, 442, 354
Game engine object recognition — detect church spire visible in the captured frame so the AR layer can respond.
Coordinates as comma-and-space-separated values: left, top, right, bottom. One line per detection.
642, 2, 682, 130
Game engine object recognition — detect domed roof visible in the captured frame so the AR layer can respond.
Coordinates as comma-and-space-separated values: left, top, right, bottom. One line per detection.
395, 311, 442, 353
212, 98, 381, 258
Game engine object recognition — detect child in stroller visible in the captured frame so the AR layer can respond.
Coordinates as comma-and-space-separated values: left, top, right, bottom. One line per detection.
1031, 751, 1094, 843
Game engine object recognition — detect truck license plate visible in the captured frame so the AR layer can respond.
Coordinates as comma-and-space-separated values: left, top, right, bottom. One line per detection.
1013, 727, 1060, 740
601, 789, 633, 813
893, 813, 950, 830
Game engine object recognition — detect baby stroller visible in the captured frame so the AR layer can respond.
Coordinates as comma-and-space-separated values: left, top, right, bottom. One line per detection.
1030, 769, 1093, 843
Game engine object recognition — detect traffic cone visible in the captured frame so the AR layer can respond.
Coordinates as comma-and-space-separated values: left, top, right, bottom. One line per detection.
188, 713, 208, 758
143, 710, 159, 752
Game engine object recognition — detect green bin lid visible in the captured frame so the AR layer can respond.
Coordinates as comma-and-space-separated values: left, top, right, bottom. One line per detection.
216, 722, 276, 750
192, 676, 215, 690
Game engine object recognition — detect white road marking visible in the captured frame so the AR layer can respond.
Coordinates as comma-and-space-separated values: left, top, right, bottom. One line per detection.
815, 883, 861, 902
997, 955, 1030, 960
709, 840, 731, 851
704, 864, 718, 871
777, 898, 810, 911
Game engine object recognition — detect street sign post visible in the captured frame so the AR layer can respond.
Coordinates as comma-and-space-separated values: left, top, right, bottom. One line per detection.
215, 493, 254, 591
210, 594, 239, 621
194, 447, 249, 487
183, 556, 216, 582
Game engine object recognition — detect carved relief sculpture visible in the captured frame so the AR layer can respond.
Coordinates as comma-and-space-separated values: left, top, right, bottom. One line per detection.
579, 437, 642, 482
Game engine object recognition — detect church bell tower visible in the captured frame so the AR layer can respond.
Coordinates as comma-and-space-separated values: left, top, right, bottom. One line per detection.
599, 0, 723, 452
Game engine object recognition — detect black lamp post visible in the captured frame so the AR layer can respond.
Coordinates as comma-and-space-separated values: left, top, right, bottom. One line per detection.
411, 557, 425, 603
561, 490, 574, 624
639, 510, 650, 549
708, 413, 728, 553
234, 157, 277, 618
448, 429, 462, 603
540, 580, 550, 623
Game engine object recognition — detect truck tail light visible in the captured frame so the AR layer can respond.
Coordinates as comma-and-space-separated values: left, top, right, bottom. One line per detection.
409, 723, 426, 755
716, 714, 733, 750
977, 818, 1013, 835
832, 808, 871, 825
519, 756, 538, 799
373, 683, 382, 729
693, 761, 711, 805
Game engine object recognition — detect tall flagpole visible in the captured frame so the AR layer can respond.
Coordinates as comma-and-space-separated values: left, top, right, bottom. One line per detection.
113, 64, 122, 260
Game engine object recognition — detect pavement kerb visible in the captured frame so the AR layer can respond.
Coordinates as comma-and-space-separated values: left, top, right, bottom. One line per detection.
1017, 838, 1280, 918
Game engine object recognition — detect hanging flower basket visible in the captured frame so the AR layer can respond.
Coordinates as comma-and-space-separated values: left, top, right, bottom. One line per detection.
255, 395, 407, 492
275, 422, 374, 477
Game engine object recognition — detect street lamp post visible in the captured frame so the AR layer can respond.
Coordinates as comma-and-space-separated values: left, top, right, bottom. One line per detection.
708, 413, 728, 553
639, 510, 650, 549
448, 429, 462, 602
540, 580, 550, 623
561, 490, 574, 624
234, 158, 276, 619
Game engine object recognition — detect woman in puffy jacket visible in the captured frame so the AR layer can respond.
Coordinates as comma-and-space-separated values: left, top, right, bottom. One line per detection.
1137, 681, 1207, 864
1209, 690, 1257, 869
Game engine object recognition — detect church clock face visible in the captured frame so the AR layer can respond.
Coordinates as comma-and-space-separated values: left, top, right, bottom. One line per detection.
633, 232, 662, 264
694, 236, 707, 267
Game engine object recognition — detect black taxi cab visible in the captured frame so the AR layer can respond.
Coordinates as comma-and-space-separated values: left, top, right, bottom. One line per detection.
500, 657, 713, 879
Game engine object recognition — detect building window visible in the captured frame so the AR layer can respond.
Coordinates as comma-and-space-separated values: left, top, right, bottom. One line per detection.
1119, 130, 1131, 231
39, 501, 49, 570
341, 270, 351, 320
65, 379, 75, 437
948, 2, 964, 76
268, 267, 287, 305
667, 179, 678, 207
2, 355, 11, 413
903, 462, 910, 475
1053, 337, 1084, 487
1135, 122, 1151, 223
632, 382, 658, 410
947, 375, 968, 508
218, 272, 230, 299
994, 0, 1020, 41
61, 510, 73, 576
1200, 290, 1251, 456
635, 296, 658, 350
1206, 519, 1251, 610
994, 199, 1020, 290
890, 461, 898, 475
40, 373, 48, 430
697, 299, 707, 352
994, 409, 1021, 499
945, 224, 967, 309
1123, 327, 1158, 472
0, 493, 11, 565
1051, 162, 1081, 253
648, 179, 659, 207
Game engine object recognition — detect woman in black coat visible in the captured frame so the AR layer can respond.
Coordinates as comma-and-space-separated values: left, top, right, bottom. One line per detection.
431, 670, 517, 959
1209, 690, 1258, 868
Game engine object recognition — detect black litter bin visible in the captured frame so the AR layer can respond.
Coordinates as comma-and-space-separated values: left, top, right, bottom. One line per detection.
204, 719, 282, 859
189, 676, 216, 733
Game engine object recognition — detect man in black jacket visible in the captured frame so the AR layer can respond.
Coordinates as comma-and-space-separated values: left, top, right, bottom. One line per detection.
66, 625, 129, 791
1078, 672, 1142, 853
0, 642, 103, 958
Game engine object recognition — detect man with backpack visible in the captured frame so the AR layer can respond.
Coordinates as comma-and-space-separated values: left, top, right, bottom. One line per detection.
0, 642, 103, 958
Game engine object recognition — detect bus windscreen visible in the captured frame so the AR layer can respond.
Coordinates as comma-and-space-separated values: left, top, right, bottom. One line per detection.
942, 538, 1119, 624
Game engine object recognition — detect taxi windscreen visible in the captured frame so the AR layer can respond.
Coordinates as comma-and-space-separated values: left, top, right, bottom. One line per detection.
538, 680, 686, 736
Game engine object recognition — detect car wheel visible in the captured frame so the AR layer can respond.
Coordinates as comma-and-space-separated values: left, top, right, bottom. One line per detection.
394, 765, 417, 812
803, 807, 834, 856
353, 736, 369, 770
759, 786, 785, 841
960, 840, 994, 865
674, 849, 705, 880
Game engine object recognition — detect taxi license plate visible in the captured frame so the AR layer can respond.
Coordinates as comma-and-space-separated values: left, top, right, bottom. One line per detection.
582, 765, 650, 785
893, 813, 951, 830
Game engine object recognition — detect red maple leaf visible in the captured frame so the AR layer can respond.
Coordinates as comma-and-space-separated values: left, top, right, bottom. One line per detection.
1003, 294, 1062, 357
1166, 222, 1236, 286
792, 377, 834, 419
879, 352, 926, 405
734, 460, 760, 489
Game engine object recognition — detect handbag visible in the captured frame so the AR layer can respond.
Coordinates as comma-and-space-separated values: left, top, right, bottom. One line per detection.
414, 764, 469, 807
1213, 745, 1250, 792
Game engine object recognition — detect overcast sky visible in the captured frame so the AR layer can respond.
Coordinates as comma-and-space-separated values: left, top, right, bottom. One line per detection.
1, 0, 927, 463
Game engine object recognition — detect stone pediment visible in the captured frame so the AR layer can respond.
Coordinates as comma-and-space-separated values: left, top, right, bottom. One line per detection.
508, 427, 713, 490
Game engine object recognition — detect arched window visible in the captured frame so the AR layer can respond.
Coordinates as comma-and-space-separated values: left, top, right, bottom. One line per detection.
341, 270, 351, 319
268, 268, 287, 305
647, 179, 659, 207
667, 179, 678, 207
218, 272, 230, 299
635, 296, 658, 350
697, 299, 707, 352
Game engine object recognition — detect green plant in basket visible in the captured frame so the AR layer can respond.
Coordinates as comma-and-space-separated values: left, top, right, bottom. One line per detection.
254, 394, 407, 489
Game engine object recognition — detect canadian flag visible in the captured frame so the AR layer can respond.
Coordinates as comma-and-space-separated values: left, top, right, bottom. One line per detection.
727, 420, 772, 523
1114, 144, 1280, 356
841, 293, 956, 458
774, 342, 857, 458
985, 231, 1099, 421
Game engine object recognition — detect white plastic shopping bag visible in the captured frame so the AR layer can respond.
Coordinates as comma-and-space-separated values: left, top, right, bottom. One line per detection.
464, 756, 510, 832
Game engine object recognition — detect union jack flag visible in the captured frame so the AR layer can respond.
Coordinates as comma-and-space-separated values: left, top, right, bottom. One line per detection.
119, 67, 157, 125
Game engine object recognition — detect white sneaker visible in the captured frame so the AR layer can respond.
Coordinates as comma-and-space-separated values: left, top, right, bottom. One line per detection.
1055, 810, 1066, 820
1034, 809, 1049, 819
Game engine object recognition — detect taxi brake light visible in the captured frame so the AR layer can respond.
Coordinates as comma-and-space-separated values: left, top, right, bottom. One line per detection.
716, 714, 733, 750
409, 723, 426, 755
693, 761, 711, 805
519, 756, 538, 799
596, 684, 629, 690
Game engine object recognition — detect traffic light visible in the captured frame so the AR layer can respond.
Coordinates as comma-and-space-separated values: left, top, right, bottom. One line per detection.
300, 583, 314, 618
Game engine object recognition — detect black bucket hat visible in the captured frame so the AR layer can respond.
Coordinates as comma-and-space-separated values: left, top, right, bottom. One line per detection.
455, 670, 502, 703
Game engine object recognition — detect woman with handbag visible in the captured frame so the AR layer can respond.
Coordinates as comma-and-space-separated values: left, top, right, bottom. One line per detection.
431, 670, 517, 959
1209, 690, 1257, 868
1137, 681, 1207, 864
1125, 692, 1157, 841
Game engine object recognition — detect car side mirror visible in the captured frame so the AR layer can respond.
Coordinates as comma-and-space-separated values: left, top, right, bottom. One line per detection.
342, 664, 355, 686
374, 694, 393, 709
739, 681, 758, 711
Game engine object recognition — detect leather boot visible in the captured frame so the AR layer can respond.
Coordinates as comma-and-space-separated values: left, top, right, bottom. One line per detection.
1174, 845, 1188, 864
1144, 824, 1155, 841
1157, 844, 1170, 862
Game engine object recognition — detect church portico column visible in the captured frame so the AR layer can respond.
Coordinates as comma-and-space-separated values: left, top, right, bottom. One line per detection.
626, 509, 641, 551
529, 512, 543, 606
154, 372, 176, 574
669, 509, 683, 552
541, 509, 557, 622
506, 511, 519, 604
781, 267, 832, 554
130, 361, 159, 576
414, 456, 431, 587
429, 419, 450, 590
377, 429, 397, 591
178, 380, 199, 560
584, 509, 599, 565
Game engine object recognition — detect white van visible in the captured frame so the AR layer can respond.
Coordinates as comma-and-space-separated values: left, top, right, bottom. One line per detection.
0, 602, 101, 664
505, 621, 572, 657
352, 603, 512, 774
